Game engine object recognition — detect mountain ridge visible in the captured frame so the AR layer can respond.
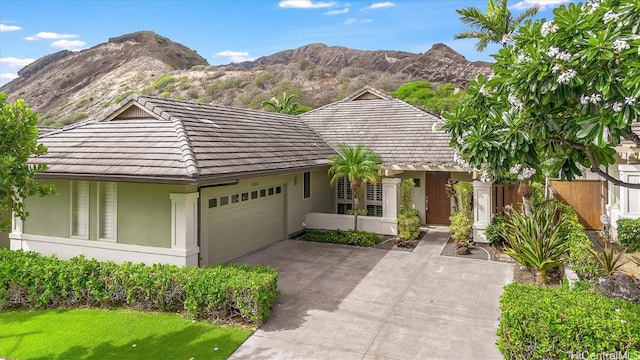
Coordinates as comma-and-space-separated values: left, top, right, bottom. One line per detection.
0, 31, 491, 125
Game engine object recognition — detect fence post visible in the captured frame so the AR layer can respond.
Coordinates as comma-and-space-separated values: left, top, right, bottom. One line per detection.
473, 181, 493, 243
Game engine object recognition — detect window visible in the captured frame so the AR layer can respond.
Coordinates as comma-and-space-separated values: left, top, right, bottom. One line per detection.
275, 186, 282, 194
231, 194, 239, 203
303, 171, 311, 199
241, 192, 249, 201
260, 189, 266, 197
99, 182, 117, 241
220, 196, 229, 205
251, 191, 258, 199
208, 198, 217, 208
268, 188, 274, 196
336, 177, 352, 214
336, 177, 383, 216
71, 181, 89, 238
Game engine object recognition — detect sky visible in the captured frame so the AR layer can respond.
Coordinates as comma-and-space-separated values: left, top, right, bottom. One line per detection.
0, 0, 575, 87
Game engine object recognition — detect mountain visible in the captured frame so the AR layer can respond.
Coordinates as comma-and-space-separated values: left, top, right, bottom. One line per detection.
0, 31, 491, 126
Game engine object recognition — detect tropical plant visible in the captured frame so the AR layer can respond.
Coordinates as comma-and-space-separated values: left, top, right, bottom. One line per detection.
0, 93, 55, 230
261, 92, 308, 115
397, 178, 420, 244
454, 0, 539, 51
328, 144, 381, 231
485, 215, 508, 247
449, 181, 474, 247
444, 1, 640, 189
501, 202, 569, 285
587, 245, 628, 277
391, 81, 466, 113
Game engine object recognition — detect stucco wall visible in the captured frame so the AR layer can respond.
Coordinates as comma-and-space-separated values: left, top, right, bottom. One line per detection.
22, 180, 196, 248
23, 179, 71, 238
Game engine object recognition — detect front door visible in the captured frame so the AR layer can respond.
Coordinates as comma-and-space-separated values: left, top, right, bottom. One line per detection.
425, 172, 451, 225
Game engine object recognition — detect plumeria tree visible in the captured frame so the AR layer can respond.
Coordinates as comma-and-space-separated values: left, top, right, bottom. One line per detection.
443, 0, 640, 189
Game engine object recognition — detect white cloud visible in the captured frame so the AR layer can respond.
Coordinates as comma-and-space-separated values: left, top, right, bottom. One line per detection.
0, 57, 36, 68
324, 8, 348, 15
0, 24, 22, 32
25, 31, 78, 41
365, 2, 395, 10
510, 0, 570, 11
279, 0, 336, 9
344, 18, 373, 25
215, 50, 255, 63
51, 39, 86, 50
1, 73, 19, 81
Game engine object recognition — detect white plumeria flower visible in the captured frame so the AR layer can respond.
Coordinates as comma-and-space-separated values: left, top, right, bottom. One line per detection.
541, 21, 559, 37
510, 164, 522, 175
586, 0, 600, 14
613, 102, 624, 112
479, 85, 489, 96
625, 96, 636, 106
603, 11, 620, 24
580, 95, 591, 104
547, 46, 560, 58
556, 51, 572, 61
552, 64, 561, 74
613, 39, 630, 52
558, 69, 577, 84
590, 93, 602, 104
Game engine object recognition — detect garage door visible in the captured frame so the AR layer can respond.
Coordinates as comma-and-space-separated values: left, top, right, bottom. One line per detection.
204, 185, 285, 264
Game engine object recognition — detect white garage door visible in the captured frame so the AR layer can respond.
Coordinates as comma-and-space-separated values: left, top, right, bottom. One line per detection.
204, 185, 285, 264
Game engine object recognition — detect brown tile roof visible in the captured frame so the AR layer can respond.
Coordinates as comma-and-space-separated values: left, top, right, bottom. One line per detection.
299, 86, 455, 166
33, 95, 335, 184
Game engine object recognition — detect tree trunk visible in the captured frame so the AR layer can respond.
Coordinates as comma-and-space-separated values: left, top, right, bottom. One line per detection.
536, 269, 546, 286
353, 196, 359, 231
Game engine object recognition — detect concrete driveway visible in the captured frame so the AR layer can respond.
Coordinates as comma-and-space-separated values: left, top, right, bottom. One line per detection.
229, 227, 513, 360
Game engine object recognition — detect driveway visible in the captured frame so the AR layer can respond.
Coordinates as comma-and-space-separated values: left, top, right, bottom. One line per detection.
229, 227, 513, 360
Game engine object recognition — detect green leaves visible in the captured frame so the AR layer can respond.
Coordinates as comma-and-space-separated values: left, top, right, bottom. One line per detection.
0, 93, 55, 230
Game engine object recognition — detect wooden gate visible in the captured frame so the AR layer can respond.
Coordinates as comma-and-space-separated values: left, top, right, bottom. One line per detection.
548, 179, 607, 230
492, 184, 521, 215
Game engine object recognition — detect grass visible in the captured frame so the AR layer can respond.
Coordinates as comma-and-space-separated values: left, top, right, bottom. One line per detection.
0, 308, 253, 360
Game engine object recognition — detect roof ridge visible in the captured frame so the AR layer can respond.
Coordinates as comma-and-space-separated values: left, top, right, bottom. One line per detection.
171, 118, 199, 178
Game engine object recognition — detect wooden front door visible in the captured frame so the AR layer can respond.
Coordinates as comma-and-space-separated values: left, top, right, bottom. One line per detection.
426, 172, 451, 225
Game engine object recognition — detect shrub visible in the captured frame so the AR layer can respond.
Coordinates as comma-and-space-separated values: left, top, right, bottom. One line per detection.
485, 215, 508, 247
400, 178, 415, 212
449, 181, 473, 245
497, 283, 640, 359
587, 244, 628, 277
618, 218, 640, 251
302, 229, 380, 247
398, 208, 420, 241
557, 202, 600, 280
0, 249, 279, 325
501, 201, 568, 285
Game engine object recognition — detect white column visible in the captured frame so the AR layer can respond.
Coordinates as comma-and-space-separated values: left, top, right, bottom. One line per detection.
9, 212, 24, 250
170, 192, 199, 266
473, 180, 492, 243
382, 178, 401, 235
618, 164, 640, 218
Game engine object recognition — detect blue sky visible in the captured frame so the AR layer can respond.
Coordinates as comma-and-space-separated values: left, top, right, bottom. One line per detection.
0, 0, 573, 86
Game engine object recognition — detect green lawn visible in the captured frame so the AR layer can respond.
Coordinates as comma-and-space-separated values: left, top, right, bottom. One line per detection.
0, 308, 254, 360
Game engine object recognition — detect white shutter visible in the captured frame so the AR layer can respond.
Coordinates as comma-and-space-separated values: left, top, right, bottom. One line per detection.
99, 182, 117, 240
72, 181, 89, 238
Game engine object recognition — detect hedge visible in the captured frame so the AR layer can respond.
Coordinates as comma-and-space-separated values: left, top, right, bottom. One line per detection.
301, 229, 381, 247
497, 283, 640, 359
618, 218, 640, 251
556, 201, 600, 280
0, 249, 279, 325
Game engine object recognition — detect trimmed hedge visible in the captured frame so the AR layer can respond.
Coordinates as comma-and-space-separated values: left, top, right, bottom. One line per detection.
498, 283, 640, 359
618, 218, 640, 251
302, 229, 380, 247
398, 208, 420, 240
0, 249, 279, 325
557, 202, 600, 280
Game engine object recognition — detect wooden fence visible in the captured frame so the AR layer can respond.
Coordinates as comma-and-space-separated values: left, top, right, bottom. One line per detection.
548, 179, 607, 230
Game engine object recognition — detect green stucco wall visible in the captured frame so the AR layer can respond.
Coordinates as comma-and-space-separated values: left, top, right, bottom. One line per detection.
23, 179, 71, 237
22, 180, 196, 248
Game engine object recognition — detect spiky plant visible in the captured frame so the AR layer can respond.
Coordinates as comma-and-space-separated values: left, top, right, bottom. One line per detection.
587, 245, 628, 276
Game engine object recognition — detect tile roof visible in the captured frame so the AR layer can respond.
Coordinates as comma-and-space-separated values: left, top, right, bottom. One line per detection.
299, 86, 455, 167
33, 95, 335, 184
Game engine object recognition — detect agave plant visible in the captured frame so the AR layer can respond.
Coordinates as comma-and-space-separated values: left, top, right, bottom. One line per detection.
587, 245, 628, 277
501, 202, 568, 285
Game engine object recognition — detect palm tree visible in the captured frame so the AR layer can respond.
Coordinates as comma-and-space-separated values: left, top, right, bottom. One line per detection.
454, 0, 539, 51
328, 144, 381, 231
262, 92, 304, 115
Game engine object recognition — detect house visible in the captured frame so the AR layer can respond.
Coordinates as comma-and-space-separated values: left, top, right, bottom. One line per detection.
299, 86, 472, 228
7, 87, 473, 266
606, 123, 640, 240
9, 95, 336, 266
